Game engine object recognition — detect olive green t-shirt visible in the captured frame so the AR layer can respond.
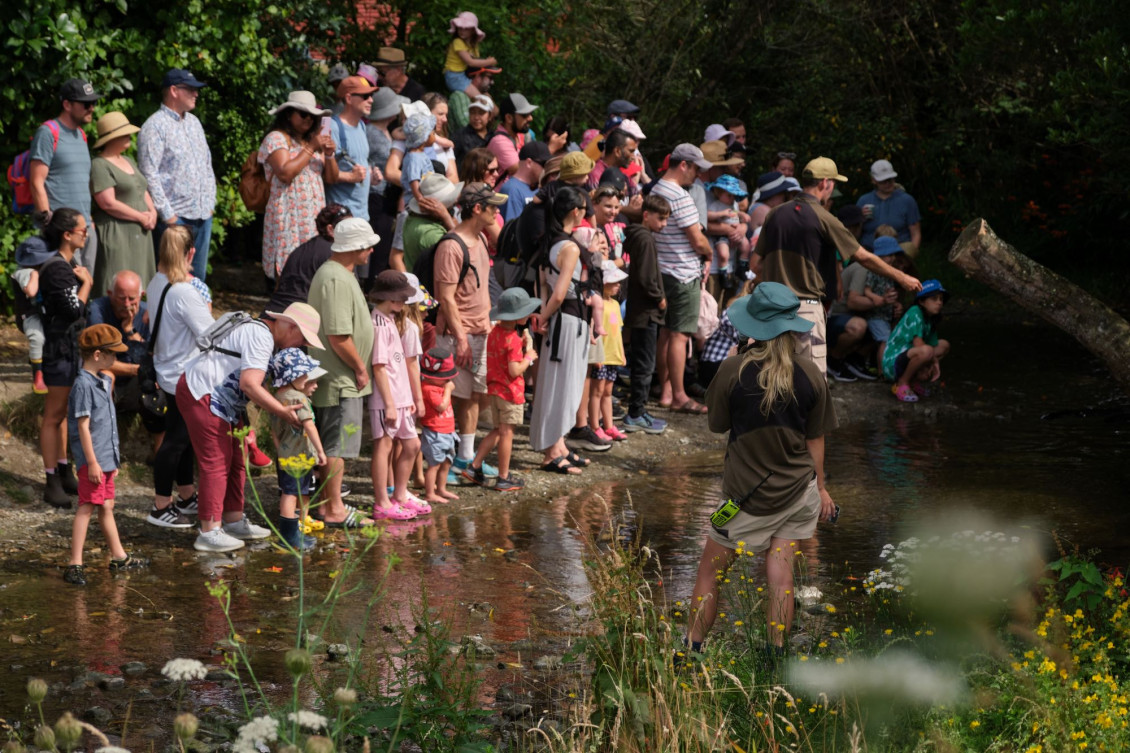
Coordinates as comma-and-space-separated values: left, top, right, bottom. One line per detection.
307, 259, 374, 407
706, 350, 837, 515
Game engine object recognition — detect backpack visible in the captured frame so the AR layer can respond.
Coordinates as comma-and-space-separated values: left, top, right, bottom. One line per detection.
491, 217, 532, 290
196, 311, 264, 357
412, 231, 478, 310
238, 150, 269, 213
7, 120, 86, 214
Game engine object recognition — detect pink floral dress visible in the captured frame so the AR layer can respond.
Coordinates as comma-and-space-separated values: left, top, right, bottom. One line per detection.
258, 131, 326, 279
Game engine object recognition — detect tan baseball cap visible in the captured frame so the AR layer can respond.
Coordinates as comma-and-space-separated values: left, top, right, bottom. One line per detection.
802, 157, 848, 182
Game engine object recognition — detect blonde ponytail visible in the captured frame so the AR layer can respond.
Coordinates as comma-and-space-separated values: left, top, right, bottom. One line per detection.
738, 333, 798, 416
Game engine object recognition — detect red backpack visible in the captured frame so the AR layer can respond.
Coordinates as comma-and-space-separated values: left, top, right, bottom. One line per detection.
7, 120, 87, 214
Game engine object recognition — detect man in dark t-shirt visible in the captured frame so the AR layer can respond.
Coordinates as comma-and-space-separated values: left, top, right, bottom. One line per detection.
264, 205, 352, 315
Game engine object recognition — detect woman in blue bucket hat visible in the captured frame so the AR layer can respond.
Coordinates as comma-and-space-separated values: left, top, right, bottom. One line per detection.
685, 282, 839, 662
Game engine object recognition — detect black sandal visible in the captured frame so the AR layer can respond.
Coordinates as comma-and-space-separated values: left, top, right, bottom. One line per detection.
539, 456, 581, 475
566, 451, 590, 467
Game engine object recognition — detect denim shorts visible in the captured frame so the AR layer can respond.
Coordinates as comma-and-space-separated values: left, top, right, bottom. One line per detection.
444, 69, 472, 92
867, 318, 892, 342
276, 466, 315, 497
421, 427, 456, 466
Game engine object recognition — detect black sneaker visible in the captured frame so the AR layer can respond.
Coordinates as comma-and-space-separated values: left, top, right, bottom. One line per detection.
461, 464, 486, 486
108, 553, 150, 572
611, 399, 627, 421
826, 359, 857, 383
146, 504, 194, 529
844, 356, 878, 381
43, 472, 71, 509
565, 426, 612, 452
174, 492, 198, 516
56, 463, 78, 495
494, 475, 525, 492
63, 564, 86, 586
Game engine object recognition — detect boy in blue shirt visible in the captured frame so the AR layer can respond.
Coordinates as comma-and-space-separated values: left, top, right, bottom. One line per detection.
64, 324, 149, 585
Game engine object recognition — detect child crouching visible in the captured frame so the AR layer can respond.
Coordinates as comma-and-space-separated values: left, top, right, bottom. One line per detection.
464, 287, 540, 491
268, 348, 329, 551
64, 324, 149, 585
419, 347, 461, 504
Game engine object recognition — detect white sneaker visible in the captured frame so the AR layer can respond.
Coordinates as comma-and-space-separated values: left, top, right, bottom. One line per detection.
194, 527, 246, 552
222, 516, 272, 540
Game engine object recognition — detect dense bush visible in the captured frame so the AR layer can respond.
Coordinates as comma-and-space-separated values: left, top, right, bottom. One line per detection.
2, 0, 1127, 305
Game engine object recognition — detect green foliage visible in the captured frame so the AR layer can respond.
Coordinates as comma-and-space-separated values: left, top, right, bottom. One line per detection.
1045, 552, 1107, 612
2, 0, 1127, 305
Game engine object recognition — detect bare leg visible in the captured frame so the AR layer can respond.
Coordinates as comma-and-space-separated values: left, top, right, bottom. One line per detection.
97, 501, 128, 560
666, 331, 691, 407
370, 436, 394, 509
495, 424, 514, 479
688, 538, 739, 644
70, 504, 94, 566
321, 457, 347, 520
895, 344, 936, 388
391, 436, 420, 503
657, 328, 672, 404
600, 380, 614, 431
587, 376, 602, 431
765, 536, 799, 647
437, 459, 459, 499
471, 428, 500, 469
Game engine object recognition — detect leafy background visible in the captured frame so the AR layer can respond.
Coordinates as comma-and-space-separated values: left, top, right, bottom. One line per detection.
2, 0, 1127, 306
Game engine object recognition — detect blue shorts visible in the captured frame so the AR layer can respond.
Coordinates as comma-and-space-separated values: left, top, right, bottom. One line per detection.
444, 70, 472, 93
421, 427, 456, 467
276, 465, 315, 497
827, 313, 856, 346
867, 318, 892, 342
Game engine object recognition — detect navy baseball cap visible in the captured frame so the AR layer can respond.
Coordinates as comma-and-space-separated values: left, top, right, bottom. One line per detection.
161, 69, 208, 88
607, 99, 640, 116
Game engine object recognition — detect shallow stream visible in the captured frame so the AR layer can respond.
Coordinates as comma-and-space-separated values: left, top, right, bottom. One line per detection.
0, 307, 1126, 739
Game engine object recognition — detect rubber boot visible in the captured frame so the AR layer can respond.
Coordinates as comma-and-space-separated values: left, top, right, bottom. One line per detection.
277, 516, 315, 552
43, 472, 71, 509
57, 462, 78, 495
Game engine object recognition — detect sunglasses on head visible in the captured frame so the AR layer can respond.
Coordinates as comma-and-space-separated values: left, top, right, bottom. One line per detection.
594, 186, 623, 199
777, 151, 797, 160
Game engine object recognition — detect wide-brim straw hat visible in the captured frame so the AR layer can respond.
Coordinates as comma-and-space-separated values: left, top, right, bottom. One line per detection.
268, 90, 331, 118
264, 302, 324, 350
93, 112, 140, 150
727, 282, 814, 342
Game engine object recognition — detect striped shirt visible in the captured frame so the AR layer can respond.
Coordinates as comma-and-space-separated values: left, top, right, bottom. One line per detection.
651, 178, 703, 283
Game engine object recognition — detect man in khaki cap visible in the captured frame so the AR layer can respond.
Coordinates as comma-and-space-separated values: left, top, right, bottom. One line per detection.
752, 156, 921, 375
374, 47, 426, 101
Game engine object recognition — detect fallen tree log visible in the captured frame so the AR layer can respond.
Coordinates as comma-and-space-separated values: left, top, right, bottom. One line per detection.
948, 219, 1130, 395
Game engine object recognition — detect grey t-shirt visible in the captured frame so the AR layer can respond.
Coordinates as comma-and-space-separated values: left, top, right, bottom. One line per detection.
829, 262, 868, 316
30, 120, 92, 219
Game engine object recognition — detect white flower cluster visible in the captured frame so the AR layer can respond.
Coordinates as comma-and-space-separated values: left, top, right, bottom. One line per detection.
160, 658, 208, 682
234, 715, 279, 753
864, 531, 1022, 596
287, 710, 328, 730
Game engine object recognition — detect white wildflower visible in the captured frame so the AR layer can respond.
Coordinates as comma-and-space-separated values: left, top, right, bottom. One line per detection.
161, 658, 208, 682
287, 710, 328, 730
96, 747, 132, 753
234, 715, 279, 753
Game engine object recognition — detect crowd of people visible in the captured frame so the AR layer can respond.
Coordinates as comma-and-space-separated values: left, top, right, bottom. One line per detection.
14, 7, 952, 665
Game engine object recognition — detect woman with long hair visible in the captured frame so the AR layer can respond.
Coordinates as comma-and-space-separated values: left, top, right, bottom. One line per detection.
143, 225, 215, 527
258, 91, 340, 283
421, 92, 460, 184
39, 208, 94, 507
686, 282, 837, 659
528, 185, 593, 474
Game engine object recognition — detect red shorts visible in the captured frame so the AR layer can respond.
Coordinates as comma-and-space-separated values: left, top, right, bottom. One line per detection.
77, 467, 117, 505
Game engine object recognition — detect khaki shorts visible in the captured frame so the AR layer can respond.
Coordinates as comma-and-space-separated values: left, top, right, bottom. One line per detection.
491, 394, 524, 426
795, 300, 828, 375
437, 332, 488, 399
708, 478, 821, 553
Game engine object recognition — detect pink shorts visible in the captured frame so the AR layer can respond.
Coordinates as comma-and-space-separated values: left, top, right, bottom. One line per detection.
370, 406, 417, 440
77, 468, 117, 506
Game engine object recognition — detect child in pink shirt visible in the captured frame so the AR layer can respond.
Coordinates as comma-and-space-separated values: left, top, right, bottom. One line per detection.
369, 271, 428, 520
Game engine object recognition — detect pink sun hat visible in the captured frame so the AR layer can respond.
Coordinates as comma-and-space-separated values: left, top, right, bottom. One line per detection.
448, 11, 486, 42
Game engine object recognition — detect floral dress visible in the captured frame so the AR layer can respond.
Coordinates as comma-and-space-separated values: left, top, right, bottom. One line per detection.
258, 131, 325, 279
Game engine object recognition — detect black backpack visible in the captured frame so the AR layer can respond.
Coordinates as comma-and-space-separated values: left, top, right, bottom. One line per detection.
412, 232, 478, 321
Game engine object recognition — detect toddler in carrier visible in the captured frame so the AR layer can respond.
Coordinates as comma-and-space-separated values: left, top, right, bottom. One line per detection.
12, 235, 55, 395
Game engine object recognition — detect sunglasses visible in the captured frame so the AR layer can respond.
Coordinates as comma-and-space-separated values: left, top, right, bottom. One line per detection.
69, 225, 90, 235
777, 151, 797, 160
68, 100, 95, 110
351, 92, 374, 100
486, 165, 500, 174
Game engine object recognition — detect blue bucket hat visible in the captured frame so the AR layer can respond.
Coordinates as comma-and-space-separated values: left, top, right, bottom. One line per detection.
872, 236, 903, 257
753, 171, 788, 201
269, 347, 327, 388
726, 282, 815, 342
706, 174, 748, 199
403, 113, 436, 150
916, 279, 950, 302
15, 235, 55, 266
